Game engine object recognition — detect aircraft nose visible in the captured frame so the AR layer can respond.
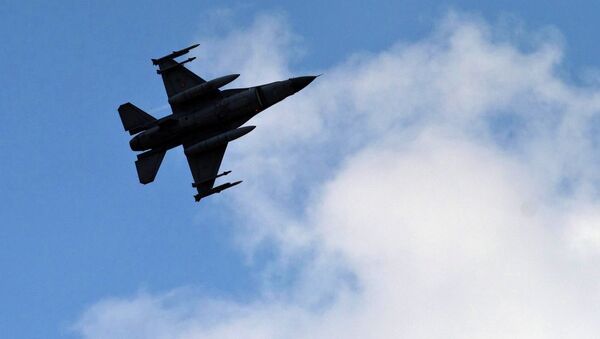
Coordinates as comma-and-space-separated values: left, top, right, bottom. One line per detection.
289, 75, 318, 92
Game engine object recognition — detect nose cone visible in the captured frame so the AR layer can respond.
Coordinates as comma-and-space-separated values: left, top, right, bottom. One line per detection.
289, 75, 318, 92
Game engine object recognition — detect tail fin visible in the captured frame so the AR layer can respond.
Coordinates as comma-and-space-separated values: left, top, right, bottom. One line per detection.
118, 102, 157, 135
135, 150, 166, 184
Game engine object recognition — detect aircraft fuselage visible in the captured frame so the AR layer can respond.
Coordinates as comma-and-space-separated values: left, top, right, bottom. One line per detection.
129, 77, 314, 153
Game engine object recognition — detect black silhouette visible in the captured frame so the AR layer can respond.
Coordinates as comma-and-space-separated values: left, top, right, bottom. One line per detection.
118, 44, 317, 202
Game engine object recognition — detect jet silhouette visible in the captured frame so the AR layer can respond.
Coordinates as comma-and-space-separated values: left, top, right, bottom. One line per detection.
118, 44, 317, 202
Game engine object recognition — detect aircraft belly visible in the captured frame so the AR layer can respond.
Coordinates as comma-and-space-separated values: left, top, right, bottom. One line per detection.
119, 42, 318, 202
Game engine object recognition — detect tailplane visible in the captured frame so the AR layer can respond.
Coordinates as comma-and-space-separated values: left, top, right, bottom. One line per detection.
135, 150, 166, 184
118, 102, 157, 135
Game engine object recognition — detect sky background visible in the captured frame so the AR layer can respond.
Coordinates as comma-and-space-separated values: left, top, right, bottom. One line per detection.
4, 1, 600, 338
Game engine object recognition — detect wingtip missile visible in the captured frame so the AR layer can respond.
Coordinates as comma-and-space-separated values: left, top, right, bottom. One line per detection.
194, 180, 243, 202
217, 180, 243, 193
152, 43, 200, 65
156, 57, 196, 74
183, 43, 200, 51
192, 170, 232, 187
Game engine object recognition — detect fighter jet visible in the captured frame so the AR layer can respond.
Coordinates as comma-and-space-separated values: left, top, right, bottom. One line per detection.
118, 44, 317, 202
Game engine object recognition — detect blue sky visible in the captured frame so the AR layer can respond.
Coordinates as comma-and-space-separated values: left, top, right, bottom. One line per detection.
3, 1, 600, 338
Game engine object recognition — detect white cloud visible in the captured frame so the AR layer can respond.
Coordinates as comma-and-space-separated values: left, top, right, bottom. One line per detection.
75, 12, 600, 339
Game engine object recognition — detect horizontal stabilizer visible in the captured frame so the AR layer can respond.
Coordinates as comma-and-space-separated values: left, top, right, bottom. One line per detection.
135, 150, 166, 184
118, 102, 157, 135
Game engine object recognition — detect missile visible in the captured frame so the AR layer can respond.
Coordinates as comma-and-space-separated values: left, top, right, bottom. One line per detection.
168, 74, 240, 106
185, 126, 255, 156
194, 180, 242, 202
156, 57, 196, 74
192, 170, 232, 187
152, 43, 200, 65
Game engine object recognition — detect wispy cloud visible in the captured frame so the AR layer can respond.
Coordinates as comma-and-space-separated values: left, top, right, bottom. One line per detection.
75, 12, 600, 338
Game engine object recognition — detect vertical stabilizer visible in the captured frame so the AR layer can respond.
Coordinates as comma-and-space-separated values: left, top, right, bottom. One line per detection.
118, 102, 157, 135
